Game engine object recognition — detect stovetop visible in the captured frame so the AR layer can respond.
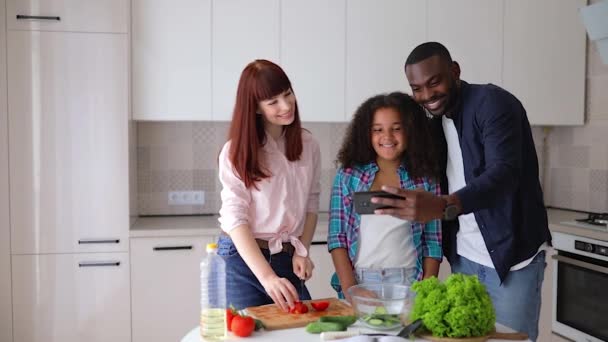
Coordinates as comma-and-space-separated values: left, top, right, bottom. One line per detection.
560, 212, 608, 232
576, 212, 608, 226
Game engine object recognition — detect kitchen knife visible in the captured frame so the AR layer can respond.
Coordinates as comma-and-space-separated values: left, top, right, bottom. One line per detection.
320, 319, 423, 341
396, 319, 423, 338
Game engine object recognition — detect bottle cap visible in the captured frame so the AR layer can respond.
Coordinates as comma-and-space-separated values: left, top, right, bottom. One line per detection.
206, 243, 218, 252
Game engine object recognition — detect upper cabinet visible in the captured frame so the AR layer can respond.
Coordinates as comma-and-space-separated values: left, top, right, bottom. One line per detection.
345, 0, 426, 119
6, 0, 128, 33
427, 0, 503, 86
132, 0, 212, 121
212, 0, 280, 121
132, 0, 586, 125
503, 0, 586, 126
281, 0, 346, 122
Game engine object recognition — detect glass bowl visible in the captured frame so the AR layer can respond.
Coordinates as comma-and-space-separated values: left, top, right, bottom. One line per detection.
347, 283, 414, 330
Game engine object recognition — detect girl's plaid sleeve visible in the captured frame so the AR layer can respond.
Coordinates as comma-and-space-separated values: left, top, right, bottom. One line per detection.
422, 178, 443, 259
328, 169, 348, 251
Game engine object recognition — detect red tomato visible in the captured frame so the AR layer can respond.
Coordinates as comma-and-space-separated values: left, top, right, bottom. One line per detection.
231, 315, 255, 337
310, 301, 330, 311
226, 307, 238, 332
289, 301, 309, 314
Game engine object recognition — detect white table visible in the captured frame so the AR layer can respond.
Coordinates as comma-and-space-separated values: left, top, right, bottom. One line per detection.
181, 322, 532, 342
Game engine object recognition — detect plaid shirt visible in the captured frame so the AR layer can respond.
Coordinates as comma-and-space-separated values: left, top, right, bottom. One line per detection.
327, 162, 442, 295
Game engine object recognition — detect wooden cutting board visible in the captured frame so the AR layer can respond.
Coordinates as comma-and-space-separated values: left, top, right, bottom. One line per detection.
418, 330, 529, 342
246, 297, 354, 331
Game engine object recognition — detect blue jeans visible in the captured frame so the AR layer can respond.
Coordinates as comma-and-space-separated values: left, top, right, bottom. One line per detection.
217, 235, 311, 310
450, 251, 546, 342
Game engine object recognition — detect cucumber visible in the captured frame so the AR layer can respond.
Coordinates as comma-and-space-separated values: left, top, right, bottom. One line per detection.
319, 315, 357, 327
368, 318, 384, 326
374, 306, 388, 314
305, 322, 346, 334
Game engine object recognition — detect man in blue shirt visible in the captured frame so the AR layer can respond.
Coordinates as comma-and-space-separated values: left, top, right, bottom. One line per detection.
373, 42, 552, 341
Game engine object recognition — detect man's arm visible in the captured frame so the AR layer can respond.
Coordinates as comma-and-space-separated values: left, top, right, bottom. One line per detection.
372, 90, 524, 222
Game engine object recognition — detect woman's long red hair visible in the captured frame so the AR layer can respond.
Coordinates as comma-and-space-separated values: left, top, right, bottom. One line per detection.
227, 59, 303, 189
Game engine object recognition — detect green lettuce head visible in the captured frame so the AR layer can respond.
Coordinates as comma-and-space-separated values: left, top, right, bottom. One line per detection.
410, 274, 496, 338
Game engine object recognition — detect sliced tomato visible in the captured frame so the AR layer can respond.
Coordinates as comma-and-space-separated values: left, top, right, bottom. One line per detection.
289, 301, 309, 314
310, 301, 330, 311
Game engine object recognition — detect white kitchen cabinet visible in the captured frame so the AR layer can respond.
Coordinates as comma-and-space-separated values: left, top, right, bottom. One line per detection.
281, 0, 346, 122
8, 30, 129, 254
308, 243, 336, 299
345, 0, 426, 119
427, 0, 503, 86
131, 235, 215, 342
132, 0, 212, 121
503, 0, 586, 126
6, 0, 128, 33
12, 253, 131, 342
212, 0, 280, 121
0, 0, 12, 340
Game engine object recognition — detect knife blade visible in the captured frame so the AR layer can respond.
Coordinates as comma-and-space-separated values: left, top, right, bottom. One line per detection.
299, 278, 304, 301
397, 319, 423, 338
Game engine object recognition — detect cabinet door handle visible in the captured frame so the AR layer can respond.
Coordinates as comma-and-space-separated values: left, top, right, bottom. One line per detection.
78, 261, 121, 267
78, 239, 120, 244
153, 245, 193, 251
311, 241, 327, 246
16, 15, 61, 21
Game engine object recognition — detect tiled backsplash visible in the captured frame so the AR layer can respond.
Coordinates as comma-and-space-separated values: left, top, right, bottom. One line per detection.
137, 121, 347, 215
543, 41, 608, 213
137, 43, 608, 216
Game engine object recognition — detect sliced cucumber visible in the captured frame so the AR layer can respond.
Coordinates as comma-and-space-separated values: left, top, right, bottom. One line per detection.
368, 318, 384, 326
374, 306, 388, 315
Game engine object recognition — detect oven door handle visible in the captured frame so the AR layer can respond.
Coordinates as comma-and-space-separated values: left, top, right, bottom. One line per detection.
552, 255, 608, 275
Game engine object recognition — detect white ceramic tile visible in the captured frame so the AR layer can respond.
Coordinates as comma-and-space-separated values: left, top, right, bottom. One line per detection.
571, 191, 590, 212
588, 40, 608, 76
587, 75, 608, 117
166, 144, 194, 170
149, 146, 169, 171
557, 146, 590, 168
590, 144, 608, 170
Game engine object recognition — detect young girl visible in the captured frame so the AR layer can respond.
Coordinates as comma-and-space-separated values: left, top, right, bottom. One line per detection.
217, 60, 321, 311
328, 92, 442, 300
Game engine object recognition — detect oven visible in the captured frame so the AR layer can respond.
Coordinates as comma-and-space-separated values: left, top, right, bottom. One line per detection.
552, 231, 608, 342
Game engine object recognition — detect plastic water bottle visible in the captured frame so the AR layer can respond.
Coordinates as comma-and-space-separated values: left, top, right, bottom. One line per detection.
200, 243, 227, 340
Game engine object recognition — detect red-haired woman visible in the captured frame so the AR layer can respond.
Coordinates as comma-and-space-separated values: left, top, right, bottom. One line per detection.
217, 60, 321, 311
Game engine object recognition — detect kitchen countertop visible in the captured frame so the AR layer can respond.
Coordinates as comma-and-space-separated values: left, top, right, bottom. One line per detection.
131, 209, 607, 242
546, 208, 607, 241
130, 212, 330, 241
180, 322, 531, 342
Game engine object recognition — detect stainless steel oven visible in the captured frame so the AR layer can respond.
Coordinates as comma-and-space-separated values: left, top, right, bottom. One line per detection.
552, 232, 608, 342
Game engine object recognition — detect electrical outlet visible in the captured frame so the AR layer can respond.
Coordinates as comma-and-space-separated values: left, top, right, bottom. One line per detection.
168, 191, 205, 206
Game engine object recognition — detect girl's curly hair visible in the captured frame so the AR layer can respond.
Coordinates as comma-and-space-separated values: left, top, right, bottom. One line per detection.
336, 92, 439, 180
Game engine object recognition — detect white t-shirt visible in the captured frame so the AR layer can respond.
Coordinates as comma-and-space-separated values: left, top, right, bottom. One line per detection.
354, 214, 416, 269
442, 116, 545, 270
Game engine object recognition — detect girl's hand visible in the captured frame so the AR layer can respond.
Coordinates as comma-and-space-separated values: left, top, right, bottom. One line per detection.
292, 254, 314, 281
259, 274, 299, 312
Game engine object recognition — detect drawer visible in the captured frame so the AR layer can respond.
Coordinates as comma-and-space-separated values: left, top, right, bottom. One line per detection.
7, 0, 128, 33
12, 253, 131, 342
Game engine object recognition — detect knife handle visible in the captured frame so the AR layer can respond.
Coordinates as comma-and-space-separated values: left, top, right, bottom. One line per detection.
320, 330, 361, 341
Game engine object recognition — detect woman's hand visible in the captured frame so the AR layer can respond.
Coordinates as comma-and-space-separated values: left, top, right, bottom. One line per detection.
259, 274, 299, 312
292, 254, 314, 281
